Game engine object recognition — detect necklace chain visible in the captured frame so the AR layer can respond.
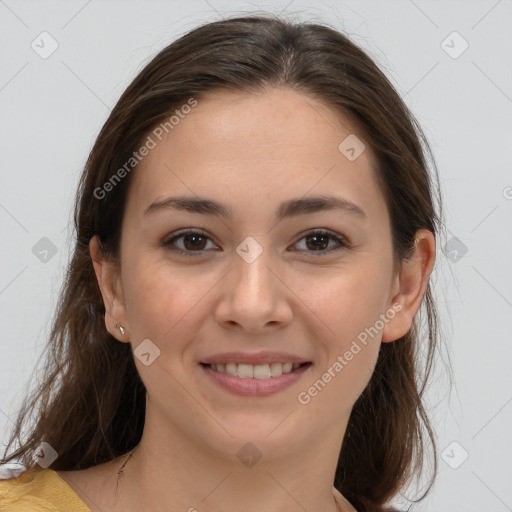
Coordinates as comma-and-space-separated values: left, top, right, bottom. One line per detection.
116, 447, 136, 481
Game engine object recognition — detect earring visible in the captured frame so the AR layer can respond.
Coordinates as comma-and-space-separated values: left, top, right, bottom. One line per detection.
115, 322, 125, 336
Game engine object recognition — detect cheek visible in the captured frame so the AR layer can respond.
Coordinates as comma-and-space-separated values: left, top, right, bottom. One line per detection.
302, 261, 392, 342
122, 255, 220, 346
298, 272, 386, 414
299, 259, 390, 398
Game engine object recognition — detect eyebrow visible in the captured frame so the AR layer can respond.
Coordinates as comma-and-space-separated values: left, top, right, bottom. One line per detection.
143, 194, 367, 220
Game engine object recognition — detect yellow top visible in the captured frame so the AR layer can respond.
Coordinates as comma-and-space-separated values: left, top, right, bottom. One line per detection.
0, 467, 90, 511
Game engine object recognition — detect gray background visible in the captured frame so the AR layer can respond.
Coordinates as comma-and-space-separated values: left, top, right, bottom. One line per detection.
1, 1, 511, 511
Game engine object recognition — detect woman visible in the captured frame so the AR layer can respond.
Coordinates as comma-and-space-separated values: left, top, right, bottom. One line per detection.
0, 13, 443, 512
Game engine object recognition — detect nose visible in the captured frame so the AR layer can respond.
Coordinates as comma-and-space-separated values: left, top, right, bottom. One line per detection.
214, 239, 293, 333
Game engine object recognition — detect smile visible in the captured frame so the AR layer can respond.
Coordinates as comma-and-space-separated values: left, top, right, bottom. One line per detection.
199, 362, 312, 396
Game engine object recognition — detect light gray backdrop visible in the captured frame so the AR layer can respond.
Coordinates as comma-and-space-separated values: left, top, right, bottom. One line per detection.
1, 1, 511, 511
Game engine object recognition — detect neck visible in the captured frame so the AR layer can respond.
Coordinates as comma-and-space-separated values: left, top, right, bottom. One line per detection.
116, 444, 341, 512
108, 411, 349, 512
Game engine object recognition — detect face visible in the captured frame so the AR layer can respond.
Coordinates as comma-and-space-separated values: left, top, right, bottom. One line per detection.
93, 87, 411, 463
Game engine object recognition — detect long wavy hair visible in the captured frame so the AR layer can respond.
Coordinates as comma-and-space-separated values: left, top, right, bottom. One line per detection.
1, 13, 445, 512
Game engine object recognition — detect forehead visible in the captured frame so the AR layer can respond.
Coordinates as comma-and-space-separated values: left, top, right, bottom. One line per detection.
125, 87, 386, 224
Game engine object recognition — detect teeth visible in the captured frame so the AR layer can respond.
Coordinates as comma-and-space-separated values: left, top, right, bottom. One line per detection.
225, 363, 237, 376
209, 362, 304, 379
237, 364, 254, 378
269, 362, 282, 377
254, 364, 271, 379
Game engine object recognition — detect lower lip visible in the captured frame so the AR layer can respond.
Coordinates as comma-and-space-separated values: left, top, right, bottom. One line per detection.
200, 363, 311, 397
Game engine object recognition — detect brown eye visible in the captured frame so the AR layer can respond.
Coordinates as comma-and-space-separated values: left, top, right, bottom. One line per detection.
305, 233, 330, 251
181, 233, 208, 251
163, 229, 217, 256
292, 230, 349, 257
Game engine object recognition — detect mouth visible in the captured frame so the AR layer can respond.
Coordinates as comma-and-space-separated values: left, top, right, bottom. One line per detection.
199, 361, 312, 396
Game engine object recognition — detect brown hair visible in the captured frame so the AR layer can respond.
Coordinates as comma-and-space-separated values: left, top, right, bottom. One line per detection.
1, 13, 445, 512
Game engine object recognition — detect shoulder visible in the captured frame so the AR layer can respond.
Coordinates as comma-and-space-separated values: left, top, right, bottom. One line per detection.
0, 465, 90, 511
0, 465, 53, 510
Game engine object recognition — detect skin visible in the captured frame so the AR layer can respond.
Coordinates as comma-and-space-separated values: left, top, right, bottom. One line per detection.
57, 87, 435, 512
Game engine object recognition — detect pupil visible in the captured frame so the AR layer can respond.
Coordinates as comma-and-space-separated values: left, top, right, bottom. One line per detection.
308, 235, 328, 251
185, 234, 205, 250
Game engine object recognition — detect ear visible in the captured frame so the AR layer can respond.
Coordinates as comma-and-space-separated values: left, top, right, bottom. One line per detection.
89, 235, 130, 343
381, 229, 436, 343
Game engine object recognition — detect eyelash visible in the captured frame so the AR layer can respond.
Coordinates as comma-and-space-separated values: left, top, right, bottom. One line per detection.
162, 228, 350, 258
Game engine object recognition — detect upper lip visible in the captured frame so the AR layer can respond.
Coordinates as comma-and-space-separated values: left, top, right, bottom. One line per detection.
200, 351, 311, 366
